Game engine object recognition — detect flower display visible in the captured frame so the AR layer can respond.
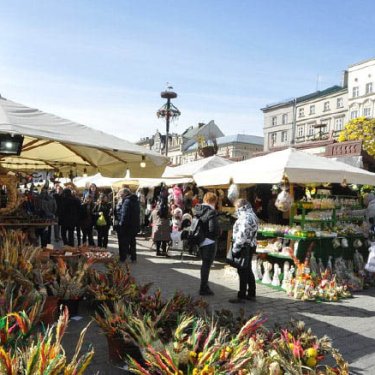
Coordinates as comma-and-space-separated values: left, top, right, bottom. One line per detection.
128, 314, 349, 375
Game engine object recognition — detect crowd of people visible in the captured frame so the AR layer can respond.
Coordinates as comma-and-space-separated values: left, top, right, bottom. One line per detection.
22, 182, 112, 249
21, 180, 261, 302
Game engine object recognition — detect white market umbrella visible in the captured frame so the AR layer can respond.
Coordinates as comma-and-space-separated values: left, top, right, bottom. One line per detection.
74, 173, 125, 189
0, 95, 167, 177
194, 148, 375, 186
162, 155, 233, 178
111, 177, 193, 189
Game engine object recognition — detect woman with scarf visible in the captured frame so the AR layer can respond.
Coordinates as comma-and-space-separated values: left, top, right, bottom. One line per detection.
229, 198, 258, 304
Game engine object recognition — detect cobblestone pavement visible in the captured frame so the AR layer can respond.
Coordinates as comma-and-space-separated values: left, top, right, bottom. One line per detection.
62, 235, 375, 374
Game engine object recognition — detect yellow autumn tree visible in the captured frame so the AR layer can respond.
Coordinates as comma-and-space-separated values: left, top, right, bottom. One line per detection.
338, 116, 375, 156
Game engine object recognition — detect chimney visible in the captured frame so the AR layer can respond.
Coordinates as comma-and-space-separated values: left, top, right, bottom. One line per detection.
342, 70, 348, 88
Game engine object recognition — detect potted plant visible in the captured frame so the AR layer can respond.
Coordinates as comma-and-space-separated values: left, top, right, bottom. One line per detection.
94, 301, 147, 364
87, 262, 142, 315
47, 258, 93, 316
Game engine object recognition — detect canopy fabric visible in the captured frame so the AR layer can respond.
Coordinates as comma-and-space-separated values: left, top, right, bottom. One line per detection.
162, 155, 233, 178
0, 96, 167, 177
194, 148, 375, 186
112, 177, 193, 189
73, 173, 125, 188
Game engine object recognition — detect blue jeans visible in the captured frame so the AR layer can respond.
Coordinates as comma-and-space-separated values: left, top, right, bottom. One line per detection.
199, 243, 217, 291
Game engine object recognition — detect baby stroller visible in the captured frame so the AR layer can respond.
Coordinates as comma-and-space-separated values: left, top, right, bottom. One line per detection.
181, 213, 199, 256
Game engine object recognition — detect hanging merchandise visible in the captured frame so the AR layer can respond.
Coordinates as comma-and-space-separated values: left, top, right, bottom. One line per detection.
227, 183, 240, 203
275, 189, 292, 212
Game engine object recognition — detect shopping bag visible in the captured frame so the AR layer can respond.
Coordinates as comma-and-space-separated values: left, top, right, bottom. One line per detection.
96, 212, 107, 227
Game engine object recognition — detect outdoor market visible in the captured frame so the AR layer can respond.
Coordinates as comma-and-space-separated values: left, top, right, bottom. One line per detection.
0, 95, 375, 375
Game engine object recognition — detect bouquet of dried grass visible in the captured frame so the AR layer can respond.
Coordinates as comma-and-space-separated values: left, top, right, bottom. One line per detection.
128, 314, 349, 375
48, 258, 93, 300
0, 306, 94, 374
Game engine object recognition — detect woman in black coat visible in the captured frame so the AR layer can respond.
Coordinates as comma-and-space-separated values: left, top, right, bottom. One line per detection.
59, 188, 81, 246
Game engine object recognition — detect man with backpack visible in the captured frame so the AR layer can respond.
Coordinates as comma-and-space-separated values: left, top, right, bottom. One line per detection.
192, 192, 220, 296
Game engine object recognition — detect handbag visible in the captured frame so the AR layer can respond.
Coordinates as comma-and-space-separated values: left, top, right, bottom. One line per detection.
226, 244, 253, 269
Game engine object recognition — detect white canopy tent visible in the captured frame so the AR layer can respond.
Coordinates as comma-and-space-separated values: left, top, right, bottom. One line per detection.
73, 173, 126, 189
162, 155, 233, 178
194, 148, 375, 186
0, 96, 167, 177
111, 177, 193, 189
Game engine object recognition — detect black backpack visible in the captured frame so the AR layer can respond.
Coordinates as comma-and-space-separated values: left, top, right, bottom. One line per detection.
186, 217, 206, 246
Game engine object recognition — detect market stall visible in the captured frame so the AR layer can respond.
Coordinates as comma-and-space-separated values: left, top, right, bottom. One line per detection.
194, 148, 375, 299
0, 95, 168, 178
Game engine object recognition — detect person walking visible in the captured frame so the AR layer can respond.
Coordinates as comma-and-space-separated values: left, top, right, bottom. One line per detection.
117, 188, 140, 263
93, 194, 111, 248
194, 192, 220, 296
150, 202, 171, 256
59, 188, 81, 246
228, 198, 258, 304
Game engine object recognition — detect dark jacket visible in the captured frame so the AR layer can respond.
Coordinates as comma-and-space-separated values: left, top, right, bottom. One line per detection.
59, 189, 81, 227
119, 194, 140, 235
194, 204, 220, 241
79, 201, 95, 229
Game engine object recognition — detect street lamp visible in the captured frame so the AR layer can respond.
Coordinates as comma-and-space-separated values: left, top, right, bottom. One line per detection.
157, 85, 181, 156
0, 133, 24, 155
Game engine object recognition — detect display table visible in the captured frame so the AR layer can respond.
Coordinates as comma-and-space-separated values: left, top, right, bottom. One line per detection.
257, 232, 368, 266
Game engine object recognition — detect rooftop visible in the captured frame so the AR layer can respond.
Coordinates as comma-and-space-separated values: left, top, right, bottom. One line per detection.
261, 85, 345, 112
186, 133, 264, 152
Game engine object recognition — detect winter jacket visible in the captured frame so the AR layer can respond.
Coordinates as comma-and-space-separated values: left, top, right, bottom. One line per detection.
194, 204, 220, 241
59, 189, 81, 228
150, 209, 171, 242
79, 202, 95, 229
232, 203, 258, 254
119, 194, 140, 235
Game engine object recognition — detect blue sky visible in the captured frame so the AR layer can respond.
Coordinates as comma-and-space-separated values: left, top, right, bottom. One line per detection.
1, 0, 375, 142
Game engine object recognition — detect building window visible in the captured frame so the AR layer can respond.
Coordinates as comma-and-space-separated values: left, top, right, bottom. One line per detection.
282, 114, 288, 125
366, 82, 373, 94
323, 101, 330, 111
270, 132, 277, 146
334, 118, 344, 131
307, 124, 314, 136
337, 97, 343, 108
298, 108, 304, 117
281, 131, 288, 143
297, 125, 304, 138
352, 86, 359, 98
309, 105, 315, 115
364, 107, 372, 117
272, 116, 277, 126
350, 110, 358, 119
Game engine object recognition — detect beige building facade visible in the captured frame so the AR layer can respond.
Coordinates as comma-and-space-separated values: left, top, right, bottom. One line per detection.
262, 58, 375, 151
